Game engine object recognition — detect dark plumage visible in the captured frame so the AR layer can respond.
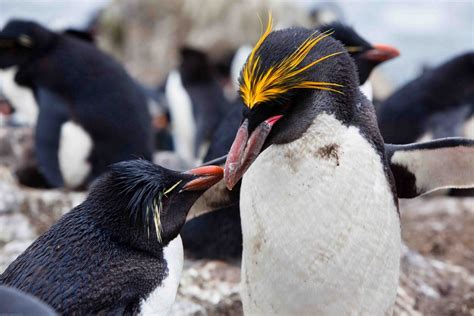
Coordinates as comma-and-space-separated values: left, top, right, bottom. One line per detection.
319, 22, 399, 85
0, 160, 223, 314
0, 20, 153, 188
178, 47, 231, 158
182, 204, 242, 260
377, 52, 474, 144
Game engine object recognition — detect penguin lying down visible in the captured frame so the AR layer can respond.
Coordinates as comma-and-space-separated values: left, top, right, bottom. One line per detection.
0, 160, 223, 315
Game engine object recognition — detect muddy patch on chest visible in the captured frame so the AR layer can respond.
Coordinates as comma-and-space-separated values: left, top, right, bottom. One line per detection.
316, 143, 340, 166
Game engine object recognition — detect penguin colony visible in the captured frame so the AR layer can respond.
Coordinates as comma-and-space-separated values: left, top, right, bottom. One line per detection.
0, 13, 474, 315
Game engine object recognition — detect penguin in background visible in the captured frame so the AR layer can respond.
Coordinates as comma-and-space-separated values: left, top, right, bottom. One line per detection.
1, 160, 223, 315
182, 23, 399, 260
377, 52, 474, 144
0, 20, 153, 189
319, 22, 400, 101
165, 47, 230, 165
221, 16, 474, 314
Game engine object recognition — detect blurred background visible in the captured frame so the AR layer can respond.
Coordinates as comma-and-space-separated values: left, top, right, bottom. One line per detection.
0, 0, 473, 315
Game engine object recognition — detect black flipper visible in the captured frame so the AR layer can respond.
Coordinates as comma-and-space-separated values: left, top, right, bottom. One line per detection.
385, 138, 474, 198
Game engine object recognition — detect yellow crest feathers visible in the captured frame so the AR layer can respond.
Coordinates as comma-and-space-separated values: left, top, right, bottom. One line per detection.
239, 14, 345, 109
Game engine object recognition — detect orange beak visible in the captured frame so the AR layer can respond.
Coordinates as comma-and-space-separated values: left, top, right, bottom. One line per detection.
182, 165, 224, 191
362, 44, 400, 62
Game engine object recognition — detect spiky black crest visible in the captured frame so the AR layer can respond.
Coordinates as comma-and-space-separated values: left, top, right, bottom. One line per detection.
108, 160, 184, 242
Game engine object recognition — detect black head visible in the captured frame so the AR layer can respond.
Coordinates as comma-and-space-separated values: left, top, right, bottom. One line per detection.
0, 19, 56, 69
320, 22, 399, 84
86, 160, 223, 251
179, 47, 213, 85
224, 15, 359, 189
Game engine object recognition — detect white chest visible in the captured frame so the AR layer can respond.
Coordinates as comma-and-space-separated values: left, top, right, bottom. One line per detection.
58, 121, 93, 189
165, 71, 196, 165
240, 114, 400, 315
140, 235, 183, 316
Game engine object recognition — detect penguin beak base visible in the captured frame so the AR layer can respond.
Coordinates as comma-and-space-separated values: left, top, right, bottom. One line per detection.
181, 165, 224, 191
362, 44, 400, 62
224, 115, 283, 190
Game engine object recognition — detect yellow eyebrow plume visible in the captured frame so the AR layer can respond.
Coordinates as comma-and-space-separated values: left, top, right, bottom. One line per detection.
239, 15, 344, 109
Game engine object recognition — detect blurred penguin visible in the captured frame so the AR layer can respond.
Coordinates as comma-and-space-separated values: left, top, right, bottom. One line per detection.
377, 52, 474, 144
0, 20, 153, 189
165, 47, 230, 165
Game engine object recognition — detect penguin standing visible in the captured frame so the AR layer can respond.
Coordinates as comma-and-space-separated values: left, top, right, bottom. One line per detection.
165, 47, 230, 164
182, 23, 399, 261
223, 16, 474, 314
0, 20, 153, 189
377, 52, 474, 144
1, 160, 223, 315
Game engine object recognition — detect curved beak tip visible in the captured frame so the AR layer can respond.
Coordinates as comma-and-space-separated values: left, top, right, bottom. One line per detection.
182, 165, 224, 191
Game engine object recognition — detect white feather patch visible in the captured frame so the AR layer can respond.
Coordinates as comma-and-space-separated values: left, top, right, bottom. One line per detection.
463, 115, 474, 139
240, 114, 400, 315
391, 143, 474, 195
165, 71, 196, 165
0, 67, 38, 126
359, 80, 373, 102
58, 121, 93, 189
140, 235, 183, 316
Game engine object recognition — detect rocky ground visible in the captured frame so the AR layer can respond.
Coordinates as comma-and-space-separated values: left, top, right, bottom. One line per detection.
0, 127, 472, 315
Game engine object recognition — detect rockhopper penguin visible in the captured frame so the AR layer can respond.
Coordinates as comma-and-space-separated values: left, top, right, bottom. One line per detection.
0, 160, 223, 315
223, 15, 474, 314
0, 20, 153, 189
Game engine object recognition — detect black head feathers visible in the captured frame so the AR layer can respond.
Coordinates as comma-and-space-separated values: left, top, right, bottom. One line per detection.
0, 20, 56, 68
319, 22, 399, 84
86, 160, 223, 247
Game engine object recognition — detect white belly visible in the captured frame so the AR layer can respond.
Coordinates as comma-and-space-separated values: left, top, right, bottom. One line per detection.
58, 121, 93, 189
140, 235, 183, 316
240, 114, 400, 315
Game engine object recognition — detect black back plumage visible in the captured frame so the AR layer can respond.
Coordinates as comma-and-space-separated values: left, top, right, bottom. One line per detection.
0, 160, 206, 314
377, 52, 474, 144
